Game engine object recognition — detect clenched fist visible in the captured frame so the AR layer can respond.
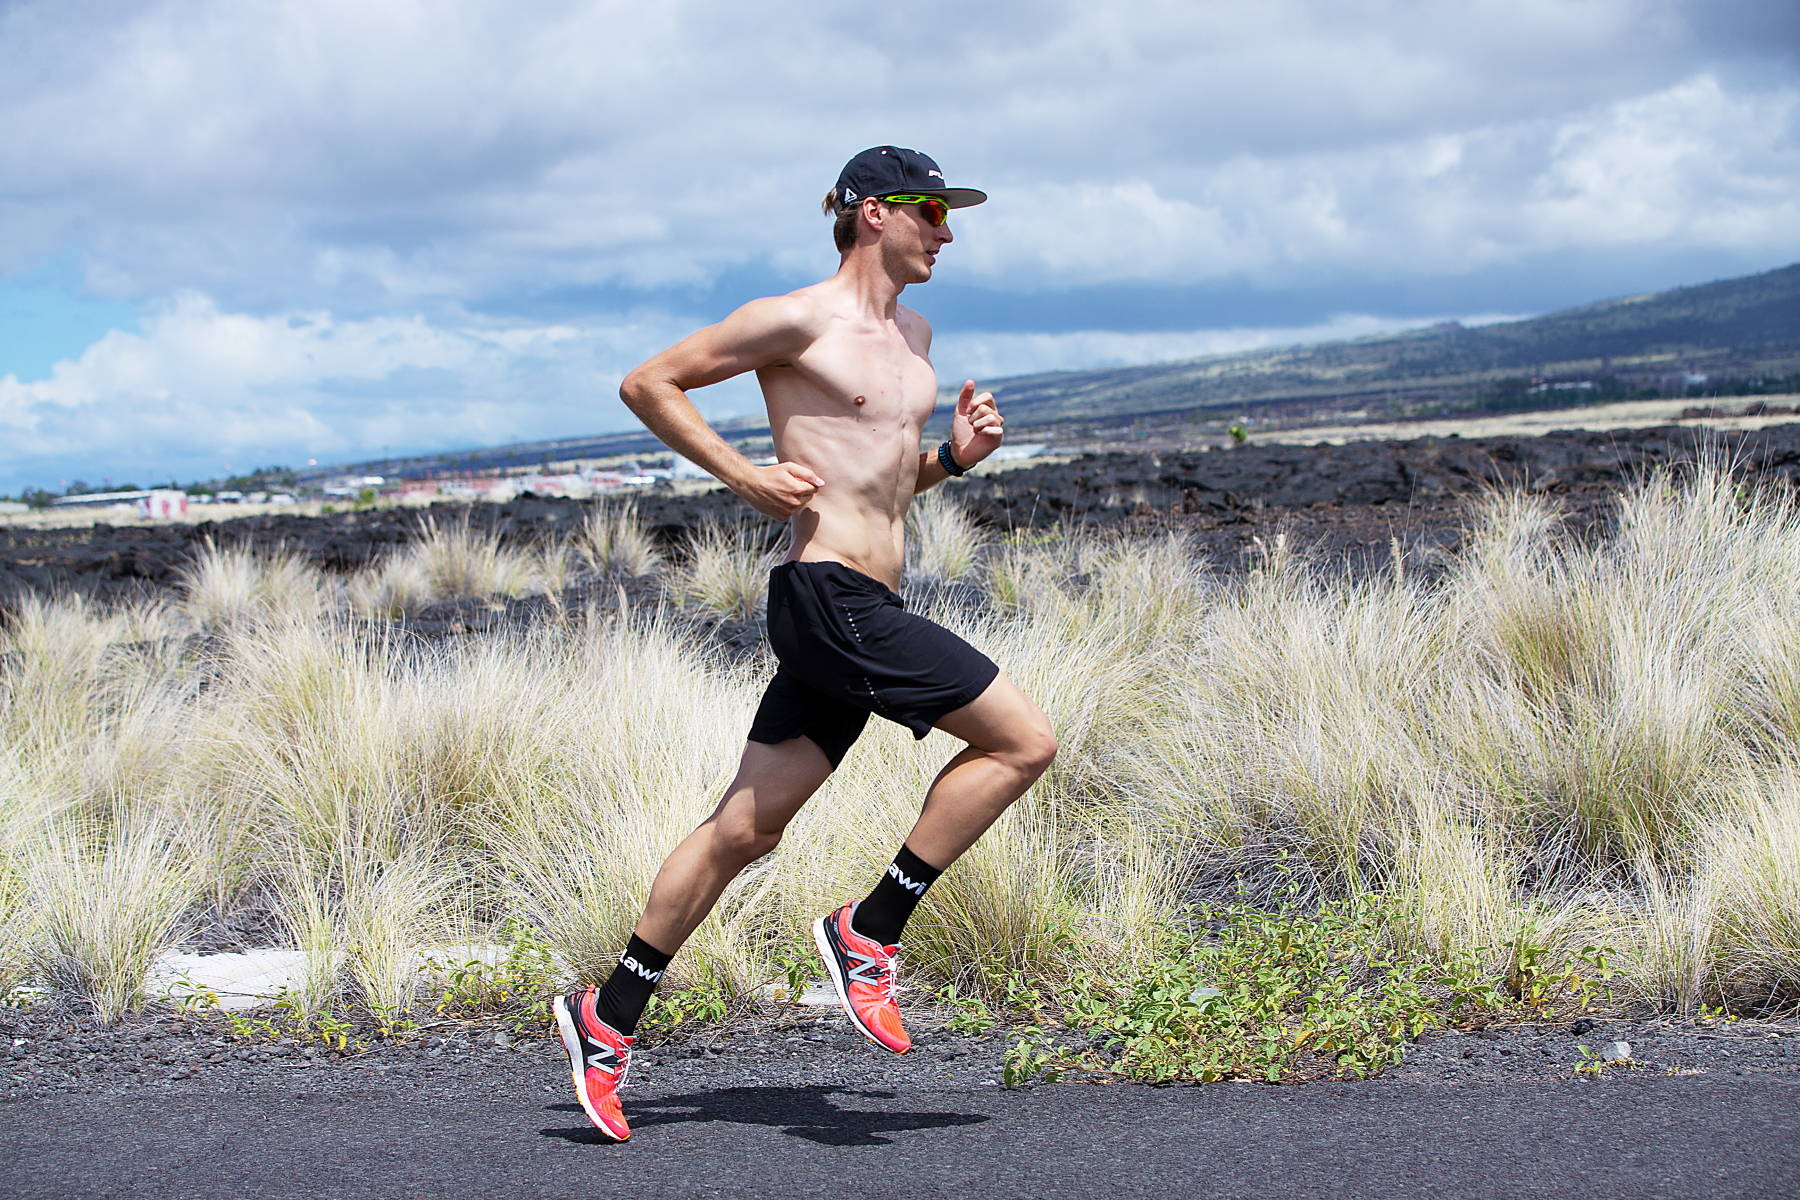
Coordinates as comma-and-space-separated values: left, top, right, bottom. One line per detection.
739, 461, 825, 520
949, 380, 1004, 469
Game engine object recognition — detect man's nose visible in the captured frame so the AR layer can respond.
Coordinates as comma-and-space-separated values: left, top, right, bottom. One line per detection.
937, 223, 953, 245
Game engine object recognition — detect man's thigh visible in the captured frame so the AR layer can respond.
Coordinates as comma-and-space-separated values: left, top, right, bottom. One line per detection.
705, 736, 836, 833
747, 668, 870, 771
930, 670, 1053, 756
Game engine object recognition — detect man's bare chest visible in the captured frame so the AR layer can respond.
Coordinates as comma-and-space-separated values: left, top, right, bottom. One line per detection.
784, 328, 938, 428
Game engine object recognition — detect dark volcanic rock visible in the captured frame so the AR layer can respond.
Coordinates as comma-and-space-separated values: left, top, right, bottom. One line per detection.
6, 422, 1799, 609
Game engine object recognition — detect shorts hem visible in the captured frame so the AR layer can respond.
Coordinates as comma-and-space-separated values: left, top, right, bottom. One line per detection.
746, 728, 846, 769
898, 661, 1001, 739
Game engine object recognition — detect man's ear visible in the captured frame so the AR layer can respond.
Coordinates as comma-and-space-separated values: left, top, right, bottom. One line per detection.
861, 196, 888, 237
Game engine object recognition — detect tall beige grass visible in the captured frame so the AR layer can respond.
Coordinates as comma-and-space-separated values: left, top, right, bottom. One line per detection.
907, 490, 988, 582
3, 466, 1798, 1022
578, 500, 663, 578
179, 540, 326, 629
346, 515, 553, 618
664, 515, 781, 619
20, 809, 204, 1022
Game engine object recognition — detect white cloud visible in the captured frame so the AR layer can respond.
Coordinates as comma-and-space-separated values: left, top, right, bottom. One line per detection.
1, 0, 1794, 305
963, 73, 1800, 286
0, 0, 1796, 486
0, 293, 755, 485
1528, 76, 1800, 248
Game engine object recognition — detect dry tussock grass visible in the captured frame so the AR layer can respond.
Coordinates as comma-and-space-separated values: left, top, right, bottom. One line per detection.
2, 469, 1798, 1021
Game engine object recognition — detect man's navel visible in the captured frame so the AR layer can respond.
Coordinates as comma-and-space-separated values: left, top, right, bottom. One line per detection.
852, 394, 866, 407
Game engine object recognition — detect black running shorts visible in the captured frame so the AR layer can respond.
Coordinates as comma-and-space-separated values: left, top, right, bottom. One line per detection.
747, 560, 1000, 769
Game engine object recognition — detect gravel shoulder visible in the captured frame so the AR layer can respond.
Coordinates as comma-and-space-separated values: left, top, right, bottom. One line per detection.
5, 1007, 1798, 1199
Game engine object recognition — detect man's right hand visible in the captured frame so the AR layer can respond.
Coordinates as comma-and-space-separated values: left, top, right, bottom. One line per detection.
738, 461, 825, 520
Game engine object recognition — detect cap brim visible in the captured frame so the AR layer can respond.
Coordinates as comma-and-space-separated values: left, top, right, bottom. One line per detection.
838, 186, 988, 210
927, 187, 987, 209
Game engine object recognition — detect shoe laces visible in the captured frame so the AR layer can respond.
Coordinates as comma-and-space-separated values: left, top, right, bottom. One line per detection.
846, 939, 902, 1003
876, 943, 901, 1004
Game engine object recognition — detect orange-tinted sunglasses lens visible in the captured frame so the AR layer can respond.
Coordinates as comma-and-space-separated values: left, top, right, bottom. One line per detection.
882, 195, 950, 226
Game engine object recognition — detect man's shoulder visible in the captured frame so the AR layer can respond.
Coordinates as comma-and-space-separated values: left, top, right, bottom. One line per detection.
726, 288, 831, 338
895, 301, 932, 344
895, 300, 931, 328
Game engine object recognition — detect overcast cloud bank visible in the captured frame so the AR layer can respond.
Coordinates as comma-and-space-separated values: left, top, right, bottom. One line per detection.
1, 0, 1795, 489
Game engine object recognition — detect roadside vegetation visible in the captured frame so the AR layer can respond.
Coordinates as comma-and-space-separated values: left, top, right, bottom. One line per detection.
1, 468, 1796, 1082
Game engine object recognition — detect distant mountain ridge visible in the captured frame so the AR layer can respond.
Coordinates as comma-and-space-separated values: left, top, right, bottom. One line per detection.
986, 261, 1800, 427
306, 261, 1800, 479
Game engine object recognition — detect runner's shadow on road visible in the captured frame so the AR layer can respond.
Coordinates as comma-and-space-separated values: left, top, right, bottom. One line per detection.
542, 1085, 990, 1146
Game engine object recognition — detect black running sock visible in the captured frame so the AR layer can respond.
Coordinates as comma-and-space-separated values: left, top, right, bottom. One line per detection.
592, 933, 672, 1036
851, 844, 944, 947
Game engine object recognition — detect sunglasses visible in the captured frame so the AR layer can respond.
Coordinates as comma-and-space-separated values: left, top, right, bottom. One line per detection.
881, 194, 950, 227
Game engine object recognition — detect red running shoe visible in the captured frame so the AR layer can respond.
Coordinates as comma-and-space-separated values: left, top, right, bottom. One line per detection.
552, 986, 634, 1141
813, 902, 911, 1054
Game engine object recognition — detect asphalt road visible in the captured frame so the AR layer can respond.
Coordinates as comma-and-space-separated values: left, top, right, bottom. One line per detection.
4, 1058, 1796, 1200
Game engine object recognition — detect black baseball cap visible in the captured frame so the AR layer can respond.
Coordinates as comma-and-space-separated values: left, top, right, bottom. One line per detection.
831, 146, 987, 211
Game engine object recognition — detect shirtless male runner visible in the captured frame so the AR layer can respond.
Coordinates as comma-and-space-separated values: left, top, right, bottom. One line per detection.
552, 146, 1058, 1141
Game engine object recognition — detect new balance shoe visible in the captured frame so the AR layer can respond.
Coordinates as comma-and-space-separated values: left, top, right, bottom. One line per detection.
552, 986, 634, 1141
813, 902, 911, 1053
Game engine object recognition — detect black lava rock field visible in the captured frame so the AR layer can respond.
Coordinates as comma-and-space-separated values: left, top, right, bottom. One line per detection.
6, 422, 1799, 608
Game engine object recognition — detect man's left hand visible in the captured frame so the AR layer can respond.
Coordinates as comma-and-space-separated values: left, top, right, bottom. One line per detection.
950, 379, 1004, 468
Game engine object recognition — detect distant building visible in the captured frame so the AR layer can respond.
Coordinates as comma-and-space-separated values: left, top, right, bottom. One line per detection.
669, 454, 712, 480
139, 490, 189, 519
52, 489, 157, 509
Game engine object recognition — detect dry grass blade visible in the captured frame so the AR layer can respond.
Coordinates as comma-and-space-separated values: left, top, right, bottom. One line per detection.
578, 500, 663, 577
3, 461, 1799, 1023
665, 515, 780, 620
22, 811, 202, 1022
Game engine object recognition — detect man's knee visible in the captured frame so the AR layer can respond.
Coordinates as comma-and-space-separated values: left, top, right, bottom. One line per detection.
990, 714, 1056, 779
707, 816, 783, 867
1018, 721, 1058, 777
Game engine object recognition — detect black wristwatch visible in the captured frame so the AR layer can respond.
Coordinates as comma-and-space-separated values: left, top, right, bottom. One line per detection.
936, 440, 967, 477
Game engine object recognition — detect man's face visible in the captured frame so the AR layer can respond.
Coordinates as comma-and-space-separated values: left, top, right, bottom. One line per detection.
873, 198, 953, 283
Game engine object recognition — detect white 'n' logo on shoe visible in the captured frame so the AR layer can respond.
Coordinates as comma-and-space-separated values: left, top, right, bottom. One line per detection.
586, 1046, 619, 1073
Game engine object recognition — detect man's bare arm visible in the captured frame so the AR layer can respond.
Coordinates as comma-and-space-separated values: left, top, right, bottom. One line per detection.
914, 450, 953, 494
914, 379, 1004, 493
619, 296, 825, 520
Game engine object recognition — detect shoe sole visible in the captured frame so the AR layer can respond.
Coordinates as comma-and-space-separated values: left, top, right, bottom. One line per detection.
812, 914, 907, 1054
552, 994, 630, 1141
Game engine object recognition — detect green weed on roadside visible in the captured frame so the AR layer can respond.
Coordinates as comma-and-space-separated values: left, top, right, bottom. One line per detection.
636, 970, 737, 1042
163, 924, 564, 1048
1571, 1043, 1641, 1078
998, 896, 1619, 1087
937, 983, 999, 1035
171, 978, 368, 1052
636, 937, 825, 1042
424, 924, 559, 1037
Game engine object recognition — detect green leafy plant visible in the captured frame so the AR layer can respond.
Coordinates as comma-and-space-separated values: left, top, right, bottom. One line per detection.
425, 923, 559, 1036
763, 936, 818, 1007
175, 983, 371, 1053
636, 968, 738, 1042
937, 983, 998, 1035
996, 896, 1569, 1087
1001, 1024, 1064, 1086
1571, 1043, 1639, 1078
